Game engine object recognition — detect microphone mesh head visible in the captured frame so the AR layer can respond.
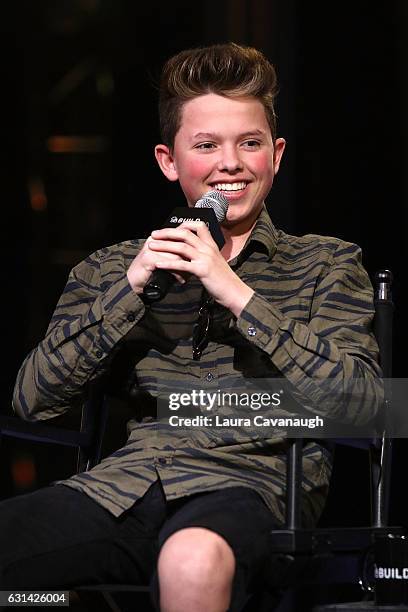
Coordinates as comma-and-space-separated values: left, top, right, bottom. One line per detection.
194, 190, 229, 223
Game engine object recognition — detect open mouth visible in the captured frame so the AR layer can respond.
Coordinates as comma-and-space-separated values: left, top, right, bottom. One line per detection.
212, 181, 248, 193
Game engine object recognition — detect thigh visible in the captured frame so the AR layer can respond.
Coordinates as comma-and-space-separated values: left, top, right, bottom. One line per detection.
156, 486, 280, 612
0, 483, 162, 590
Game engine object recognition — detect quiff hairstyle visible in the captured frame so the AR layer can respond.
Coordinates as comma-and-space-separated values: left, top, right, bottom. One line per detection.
158, 42, 278, 150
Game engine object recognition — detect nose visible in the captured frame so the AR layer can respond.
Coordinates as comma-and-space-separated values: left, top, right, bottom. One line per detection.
217, 144, 243, 173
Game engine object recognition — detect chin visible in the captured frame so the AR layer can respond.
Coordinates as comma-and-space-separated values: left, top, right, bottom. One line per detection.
224, 205, 261, 228
222, 214, 251, 231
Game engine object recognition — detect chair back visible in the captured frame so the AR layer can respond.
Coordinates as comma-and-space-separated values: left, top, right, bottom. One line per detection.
0, 378, 109, 475
283, 269, 394, 533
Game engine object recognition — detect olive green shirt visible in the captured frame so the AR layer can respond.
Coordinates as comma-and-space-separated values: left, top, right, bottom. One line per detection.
13, 207, 382, 526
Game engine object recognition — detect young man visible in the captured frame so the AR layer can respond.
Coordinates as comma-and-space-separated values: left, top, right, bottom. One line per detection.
3, 43, 382, 611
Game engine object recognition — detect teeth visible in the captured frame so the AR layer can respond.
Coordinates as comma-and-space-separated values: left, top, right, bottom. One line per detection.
214, 182, 247, 191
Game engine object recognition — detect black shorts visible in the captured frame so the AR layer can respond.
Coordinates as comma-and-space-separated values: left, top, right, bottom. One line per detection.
0, 479, 281, 611
155, 481, 281, 610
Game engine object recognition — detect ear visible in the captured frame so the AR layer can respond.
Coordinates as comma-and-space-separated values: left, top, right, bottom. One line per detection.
155, 144, 179, 182
272, 138, 286, 174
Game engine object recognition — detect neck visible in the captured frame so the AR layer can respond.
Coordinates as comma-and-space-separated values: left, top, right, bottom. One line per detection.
220, 218, 257, 261
219, 203, 264, 260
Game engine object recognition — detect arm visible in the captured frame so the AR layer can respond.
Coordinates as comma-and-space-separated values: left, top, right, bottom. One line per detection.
235, 240, 382, 424
13, 244, 145, 422
149, 224, 382, 425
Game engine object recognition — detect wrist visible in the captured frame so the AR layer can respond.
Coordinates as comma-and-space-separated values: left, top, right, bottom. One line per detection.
223, 281, 254, 318
126, 270, 143, 295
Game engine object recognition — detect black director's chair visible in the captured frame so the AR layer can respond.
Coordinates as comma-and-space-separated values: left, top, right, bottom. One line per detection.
0, 270, 399, 612
260, 269, 402, 612
0, 379, 108, 475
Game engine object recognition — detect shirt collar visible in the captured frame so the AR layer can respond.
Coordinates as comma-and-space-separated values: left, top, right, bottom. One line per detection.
232, 204, 279, 266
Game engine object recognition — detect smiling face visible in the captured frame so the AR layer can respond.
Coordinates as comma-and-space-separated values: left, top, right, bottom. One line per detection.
155, 93, 285, 235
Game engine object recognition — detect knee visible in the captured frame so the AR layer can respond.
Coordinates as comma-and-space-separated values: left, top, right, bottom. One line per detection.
158, 527, 236, 589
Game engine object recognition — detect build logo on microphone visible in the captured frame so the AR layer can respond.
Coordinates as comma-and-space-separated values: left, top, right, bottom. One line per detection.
170, 216, 209, 226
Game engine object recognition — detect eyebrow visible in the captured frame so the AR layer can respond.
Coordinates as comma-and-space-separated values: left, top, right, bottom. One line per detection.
192, 129, 266, 140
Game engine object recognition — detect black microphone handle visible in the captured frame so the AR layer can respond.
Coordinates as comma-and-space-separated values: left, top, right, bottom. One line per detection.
142, 194, 227, 304
143, 268, 175, 302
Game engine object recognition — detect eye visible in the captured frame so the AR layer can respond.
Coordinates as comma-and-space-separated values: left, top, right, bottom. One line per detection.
242, 140, 261, 149
195, 142, 216, 151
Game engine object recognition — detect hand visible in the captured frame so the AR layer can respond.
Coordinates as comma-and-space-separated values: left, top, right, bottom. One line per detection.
127, 236, 187, 295
148, 221, 254, 317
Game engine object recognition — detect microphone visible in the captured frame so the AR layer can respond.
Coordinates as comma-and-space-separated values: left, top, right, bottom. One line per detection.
143, 190, 229, 303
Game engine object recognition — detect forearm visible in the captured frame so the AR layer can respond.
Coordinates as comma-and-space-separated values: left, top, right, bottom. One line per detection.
235, 270, 382, 425
13, 249, 145, 421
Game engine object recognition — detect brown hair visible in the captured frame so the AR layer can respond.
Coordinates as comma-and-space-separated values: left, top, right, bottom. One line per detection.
159, 42, 278, 149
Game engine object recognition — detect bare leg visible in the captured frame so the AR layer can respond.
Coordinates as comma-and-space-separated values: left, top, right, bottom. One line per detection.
158, 527, 236, 612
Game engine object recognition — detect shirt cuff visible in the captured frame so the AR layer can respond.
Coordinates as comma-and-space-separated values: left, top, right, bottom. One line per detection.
99, 275, 146, 346
235, 292, 303, 363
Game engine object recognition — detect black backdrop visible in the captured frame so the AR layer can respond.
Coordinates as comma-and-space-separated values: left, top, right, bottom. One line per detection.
2, 0, 407, 527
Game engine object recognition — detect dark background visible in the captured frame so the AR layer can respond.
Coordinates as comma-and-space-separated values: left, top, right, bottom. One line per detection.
1, 1, 407, 527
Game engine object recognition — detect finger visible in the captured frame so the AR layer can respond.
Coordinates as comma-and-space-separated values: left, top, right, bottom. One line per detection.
150, 250, 184, 260
144, 235, 156, 247
167, 272, 186, 283
140, 248, 178, 269
147, 253, 187, 283
178, 220, 217, 247
155, 259, 192, 273
148, 239, 196, 260
151, 223, 207, 246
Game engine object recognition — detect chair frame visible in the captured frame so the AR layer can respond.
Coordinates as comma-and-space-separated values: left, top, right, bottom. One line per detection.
266, 269, 403, 610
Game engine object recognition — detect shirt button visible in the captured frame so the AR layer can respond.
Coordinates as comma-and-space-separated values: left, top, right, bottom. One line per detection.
158, 457, 167, 465
95, 349, 103, 358
206, 372, 214, 382
247, 326, 257, 337
127, 312, 136, 322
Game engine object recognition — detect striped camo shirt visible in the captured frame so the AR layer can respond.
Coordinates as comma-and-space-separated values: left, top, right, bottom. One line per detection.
13, 206, 382, 526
